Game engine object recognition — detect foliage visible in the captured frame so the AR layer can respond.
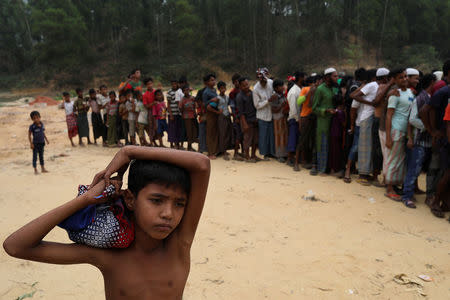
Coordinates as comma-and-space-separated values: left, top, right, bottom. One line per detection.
0, 0, 448, 88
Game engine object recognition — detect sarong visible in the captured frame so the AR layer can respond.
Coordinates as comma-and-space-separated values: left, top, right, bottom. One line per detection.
76, 112, 89, 138
107, 115, 117, 145
243, 121, 258, 150
66, 113, 78, 138
218, 114, 233, 153
91, 112, 105, 140
317, 131, 329, 173
206, 111, 219, 155
168, 115, 182, 143
385, 129, 406, 185
198, 122, 208, 153
287, 119, 299, 153
372, 117, 383, 172
184, 118, 198, 144
357, 116, 373, 175
329, 134, 344, 172
379, 130, 388, 176
297, 115, 315, 163
148, 114, 157, 141
258, 119, 275, 156
273, 117, 288, 158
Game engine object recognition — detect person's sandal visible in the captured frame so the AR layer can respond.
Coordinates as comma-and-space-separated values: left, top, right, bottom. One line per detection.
385, 193, 402, 202
356, 178, 371, 186
403, 199, 416, 208
343, 176, 351, 183
430, 207, 445, 218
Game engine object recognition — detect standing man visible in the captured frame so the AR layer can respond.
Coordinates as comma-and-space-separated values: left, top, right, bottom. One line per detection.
286, 71, 305, 166
202, 74, 220, 159
311, 68, 338, 175
253, 67, 275, 160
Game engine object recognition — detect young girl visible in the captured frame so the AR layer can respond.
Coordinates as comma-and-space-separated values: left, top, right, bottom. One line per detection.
167, 79, 182, 149
61, 92, 77, 147
4, 146, 210, 300
106, 91, 120, 147
271, 79, 289, 162
180, 85, 198, 151
329, 94, 346, 177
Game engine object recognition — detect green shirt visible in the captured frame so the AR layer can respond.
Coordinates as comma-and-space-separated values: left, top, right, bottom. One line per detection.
312, 83, 336, 132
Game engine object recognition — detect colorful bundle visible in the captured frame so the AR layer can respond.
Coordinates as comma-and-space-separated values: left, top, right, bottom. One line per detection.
58, 184, 134, 248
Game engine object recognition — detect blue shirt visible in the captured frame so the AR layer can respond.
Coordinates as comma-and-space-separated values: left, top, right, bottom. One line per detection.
29, 123, 45, 144
202, 87, 217, 105
387, 88, 415, 132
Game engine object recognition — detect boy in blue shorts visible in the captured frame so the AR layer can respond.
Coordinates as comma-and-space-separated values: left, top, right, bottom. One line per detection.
28, 111, 49, 175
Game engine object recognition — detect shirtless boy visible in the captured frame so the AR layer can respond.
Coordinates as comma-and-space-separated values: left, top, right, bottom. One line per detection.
4, 146, 210, 300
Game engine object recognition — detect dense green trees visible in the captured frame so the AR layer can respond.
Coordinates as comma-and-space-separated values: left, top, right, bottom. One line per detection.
0, 0, 448, 88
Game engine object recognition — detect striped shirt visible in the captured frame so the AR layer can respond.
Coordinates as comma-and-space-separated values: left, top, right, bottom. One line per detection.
167, 89, 180, 116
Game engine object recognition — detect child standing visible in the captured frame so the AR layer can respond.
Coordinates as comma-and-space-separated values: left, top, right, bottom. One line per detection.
106, 91, 120, 147
118, 93, 129, 145
88, 89, 106, 146
136, 95, 149, 146
329, 94, 346, 177
74, 88, 92, 146
155, 89, 168, 147
217, 81, 233, 160
179, 85, 197, 151
229, 73, 244, 161
61, 92, 77, 147
143, 78, 157, 146
28, 111, 49, 174
167, 79, 182, 149
126, 92, 138, 145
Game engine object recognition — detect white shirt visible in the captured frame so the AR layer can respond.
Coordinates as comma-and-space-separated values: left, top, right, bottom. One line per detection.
96, 94, 110, 114
126, 99, 137, 121
175, 88, 184, 102
253, 79, 273, 122
355, 81, 378, 124
63, 101, 74, 115
287, 84, 301, 121
136, 101, 148, 124
351, 100, 363, 126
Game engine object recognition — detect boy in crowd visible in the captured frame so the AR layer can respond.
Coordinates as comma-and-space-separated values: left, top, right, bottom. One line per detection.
384, 69, 415, 203
88, 89, 106, 146
126, 92, 137, 145
136, 91, 149, 146
61, 92, 77, 147
229, 73, 244, 161
236, 77, 260, 162
119, 92, 130, 145
217, 81, 233, 160
74, 88, 92, 146
4, 146, 211, 300
97, 84, 110, 126
143, 78, 157, 147
202, 74, 220, 159
286, 71, 305, 166
167, 79, 182, 149
28, 111, 49, 174
106, 91, 120, 147
155, 89, 168, 147
180, 85, 197, 151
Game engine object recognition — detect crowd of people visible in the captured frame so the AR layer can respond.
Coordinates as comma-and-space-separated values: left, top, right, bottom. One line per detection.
29, 62, 448, 220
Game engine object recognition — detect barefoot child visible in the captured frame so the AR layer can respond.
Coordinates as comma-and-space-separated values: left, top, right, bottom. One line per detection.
61, 92, 77, 146
4, 146, 210, 299
179, 85, 197, 151
155, 89, 168, 147
28, 111, 49, 174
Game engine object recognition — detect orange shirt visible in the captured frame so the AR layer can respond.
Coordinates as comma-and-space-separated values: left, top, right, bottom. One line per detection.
300, 86, 313, 117
444, 103, 450, 121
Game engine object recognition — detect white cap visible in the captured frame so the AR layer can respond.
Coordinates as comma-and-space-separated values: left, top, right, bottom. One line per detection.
324, 67, 336, 75
311, 73, 317, 77
433, 71, 443, 81
376, 68, 390, 77
406, 68, 419, 76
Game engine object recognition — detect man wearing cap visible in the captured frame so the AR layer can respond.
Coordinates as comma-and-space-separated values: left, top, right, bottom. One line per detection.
311, 67, 338, 175
406, 68, 420, 94
253, 67, 275, 159
350, 68, 390, 185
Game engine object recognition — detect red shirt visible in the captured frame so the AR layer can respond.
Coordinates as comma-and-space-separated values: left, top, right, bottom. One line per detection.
432, 80, 446, 95
143, 90, 156, 116
444, 103, 450, 121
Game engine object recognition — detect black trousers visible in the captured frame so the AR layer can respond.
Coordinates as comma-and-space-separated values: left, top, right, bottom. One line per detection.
32, 143, 45, 168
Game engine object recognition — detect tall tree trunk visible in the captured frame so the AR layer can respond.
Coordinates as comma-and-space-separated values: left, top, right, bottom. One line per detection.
377, 0, 389, 65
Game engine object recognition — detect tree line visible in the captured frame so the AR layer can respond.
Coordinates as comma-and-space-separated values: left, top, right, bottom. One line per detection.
1, 0, 448, 88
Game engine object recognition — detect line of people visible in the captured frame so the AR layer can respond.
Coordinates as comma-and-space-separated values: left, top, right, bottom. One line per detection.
59, 63, 450, 220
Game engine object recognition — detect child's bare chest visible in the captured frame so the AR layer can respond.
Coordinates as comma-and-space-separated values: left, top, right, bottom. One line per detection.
103, 251, 190, 300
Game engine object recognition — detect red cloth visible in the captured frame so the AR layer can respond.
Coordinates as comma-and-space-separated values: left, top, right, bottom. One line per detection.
444, 103, 450, 121
143, 90, 156, 115
432, 80, 446, 95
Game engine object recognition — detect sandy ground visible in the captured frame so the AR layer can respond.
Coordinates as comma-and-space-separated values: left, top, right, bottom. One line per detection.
0, 103, 449, 299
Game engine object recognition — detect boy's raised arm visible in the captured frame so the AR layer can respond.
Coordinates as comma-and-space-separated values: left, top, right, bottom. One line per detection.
3, 181, 112, 267
101, 146, 211, 245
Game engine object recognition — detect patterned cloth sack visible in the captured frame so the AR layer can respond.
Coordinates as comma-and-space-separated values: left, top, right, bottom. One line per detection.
58, 184, 134, 248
